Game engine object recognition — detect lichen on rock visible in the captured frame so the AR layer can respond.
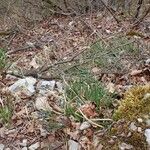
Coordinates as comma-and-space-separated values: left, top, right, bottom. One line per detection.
113, 85, 150, 121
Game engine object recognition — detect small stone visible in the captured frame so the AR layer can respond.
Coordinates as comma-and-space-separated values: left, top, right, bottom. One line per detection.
37, 80, 56, 94
79, 122, 91, 130
0, 144, 5, 150
127, 132, 132, 137
137, 118, 143, 123
35, 96, 51, 111
145, 59, 150, 66
119, 142, 133, 150
137, 127, 142, 133
129, 122, 137, 131
9, 77, 36, 96
68, 140, 80, 150
28, 142, 40, 150
56, 82, 63, 92
146, 119, 150, 126
144, 93, 150, 100
145, 129, 150, 145
40, 128, 47, 137
21, 147, 28, 150
20, 139, 27, 147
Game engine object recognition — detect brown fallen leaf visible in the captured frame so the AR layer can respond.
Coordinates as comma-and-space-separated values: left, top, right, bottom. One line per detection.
80, 102, 98, 118
83, 128, 94, 139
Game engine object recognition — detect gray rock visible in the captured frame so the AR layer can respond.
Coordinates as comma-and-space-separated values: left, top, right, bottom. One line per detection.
119, 142, 133, 150
28, 142, 40, 150
37, 80, 56, 94
145, 59, 150, 66
129, 122, 137, 131
0, 144, 4, 150
9, 77, 36, 96
35, 96, 51, 111
19, 139, 27, 147
21, 147, 28, 150
68, 140, 80, 150
145, 129, 150, 146
79, 122, 91, 130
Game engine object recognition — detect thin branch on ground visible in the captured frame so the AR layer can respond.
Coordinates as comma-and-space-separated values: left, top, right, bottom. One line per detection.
132, 5, 150, 28
134, 0, 143, 20
78, 109, 104, 128
7, 43, 42, 55
6, 47, 89, 79
99, 0, 120, 24
39, 47, 89, 73
91, 118, 113, 121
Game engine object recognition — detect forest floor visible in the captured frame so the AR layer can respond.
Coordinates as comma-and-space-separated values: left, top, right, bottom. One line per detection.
0, 12, 150, 150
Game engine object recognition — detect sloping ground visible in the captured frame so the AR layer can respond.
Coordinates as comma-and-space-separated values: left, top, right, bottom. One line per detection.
0, 13, 150, 149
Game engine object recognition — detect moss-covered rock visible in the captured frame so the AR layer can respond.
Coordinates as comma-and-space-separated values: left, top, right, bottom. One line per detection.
113, 85, 150, 121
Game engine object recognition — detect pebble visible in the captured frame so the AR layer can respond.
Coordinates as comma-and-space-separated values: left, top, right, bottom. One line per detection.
20, 139, 27, 147
68, 140, 79, 150
0, 144, 5, 150
137, 118, 143, 123
137, 127, 142, 133
119, 142, 133, 150
21, 147, 28, 150
40, 128, 47, 137
145, 58, 150, 66
35, 96, 51, 111
37, 80, 56, 94
145, 129, 150, 145
129, 122, 137, 131
79, 122, 91, 130
28, 142, 40, 150
9, 77, 36, 96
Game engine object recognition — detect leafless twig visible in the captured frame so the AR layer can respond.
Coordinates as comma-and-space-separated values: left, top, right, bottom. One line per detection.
99, 0, 120, 24
133, 5, 150, 28
134, 0, 143, 20
7, 47, 89, 79
78, 109, 104, 128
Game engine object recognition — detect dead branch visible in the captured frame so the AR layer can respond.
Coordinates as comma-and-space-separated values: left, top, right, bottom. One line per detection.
39, 47, 89, 73
134, 0, 143, 19
99, 0, 120, 24
6, 43, 42, 55
7, 47, 89, 79
133, 5, 150, 28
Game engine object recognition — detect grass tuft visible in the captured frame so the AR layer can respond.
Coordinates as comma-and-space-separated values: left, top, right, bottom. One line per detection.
0, 106, 12, 124
0, 48, 6, 70
65, 74, 113, 120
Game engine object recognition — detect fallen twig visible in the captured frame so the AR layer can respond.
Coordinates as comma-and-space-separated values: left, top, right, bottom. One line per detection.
99, 0, 120, 24
78, 109, 104, 128
7, 43, 42, 55
7, 72, 61, 80
39, 47, 89, 73
132, 5, 150, 28
134, 0, 143, 20
6, 47, 89, 79
91, 118, 113, 121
